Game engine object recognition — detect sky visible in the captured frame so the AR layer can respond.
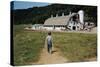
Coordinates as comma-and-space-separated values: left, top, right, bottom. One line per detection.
13, 1, 50, 10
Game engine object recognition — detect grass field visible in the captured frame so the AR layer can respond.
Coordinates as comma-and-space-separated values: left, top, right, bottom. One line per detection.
13, 25, 46, 65
13, 25, 97, 65
52, 32, 97, 62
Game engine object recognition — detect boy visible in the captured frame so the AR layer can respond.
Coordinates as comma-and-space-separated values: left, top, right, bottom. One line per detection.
46, 32, 53, 54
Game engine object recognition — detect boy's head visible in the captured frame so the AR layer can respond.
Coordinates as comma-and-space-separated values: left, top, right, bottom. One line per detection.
48, 32, 51, 35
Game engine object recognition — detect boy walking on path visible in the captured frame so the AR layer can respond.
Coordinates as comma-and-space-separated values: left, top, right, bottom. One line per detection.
46, 32, 53, 54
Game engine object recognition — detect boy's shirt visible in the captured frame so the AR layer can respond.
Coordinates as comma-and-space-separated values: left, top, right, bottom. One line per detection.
46, 35, 52, 45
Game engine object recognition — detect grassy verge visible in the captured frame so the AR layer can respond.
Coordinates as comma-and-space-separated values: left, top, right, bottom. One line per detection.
13, 25, 46, 65
52, 32, 97, 62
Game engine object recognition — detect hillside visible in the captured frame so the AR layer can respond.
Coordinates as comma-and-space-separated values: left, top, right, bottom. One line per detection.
11, 2, 97, 26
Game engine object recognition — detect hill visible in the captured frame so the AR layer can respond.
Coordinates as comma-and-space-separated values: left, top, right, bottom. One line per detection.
11, 2, 97, 26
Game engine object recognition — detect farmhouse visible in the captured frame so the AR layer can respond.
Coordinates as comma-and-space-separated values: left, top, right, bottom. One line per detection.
43, 10, 84, 31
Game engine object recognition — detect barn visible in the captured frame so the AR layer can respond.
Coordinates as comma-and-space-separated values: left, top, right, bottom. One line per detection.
26, 10, 95, 31
43, 10, 84, 31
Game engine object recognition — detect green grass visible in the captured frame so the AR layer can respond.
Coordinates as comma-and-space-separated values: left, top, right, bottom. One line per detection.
13, 25, 46, 65
13, 25, 97, 65
52, 32, 97, 62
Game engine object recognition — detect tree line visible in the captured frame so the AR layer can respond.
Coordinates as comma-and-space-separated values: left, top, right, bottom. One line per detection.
11, 2, 97, 26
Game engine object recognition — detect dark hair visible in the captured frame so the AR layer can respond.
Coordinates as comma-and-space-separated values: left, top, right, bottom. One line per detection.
48, 32, 51, 35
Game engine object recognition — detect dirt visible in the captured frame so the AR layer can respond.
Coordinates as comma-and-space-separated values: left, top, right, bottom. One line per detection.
35, 47, 68, 64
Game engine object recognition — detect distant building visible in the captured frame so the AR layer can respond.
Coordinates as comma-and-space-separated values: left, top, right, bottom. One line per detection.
44, 10, 84, 31
32, 24, 43, 30
29, 10, 95, 31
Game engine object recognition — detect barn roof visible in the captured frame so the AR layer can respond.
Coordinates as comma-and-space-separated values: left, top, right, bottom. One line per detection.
44, 13, 77, 26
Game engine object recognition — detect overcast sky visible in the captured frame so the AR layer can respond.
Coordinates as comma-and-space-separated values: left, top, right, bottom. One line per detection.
13, 1, 50, 9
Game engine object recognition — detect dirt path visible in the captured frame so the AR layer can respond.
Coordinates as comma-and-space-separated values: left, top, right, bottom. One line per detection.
35, 47, 68, 64
33, 27, 97, 65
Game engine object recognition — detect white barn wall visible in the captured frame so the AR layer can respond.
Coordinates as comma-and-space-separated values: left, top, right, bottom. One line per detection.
68, 21, 81, 31
55, 27, 65, 31
43, 27, 54, 30
43, 26, 66, 31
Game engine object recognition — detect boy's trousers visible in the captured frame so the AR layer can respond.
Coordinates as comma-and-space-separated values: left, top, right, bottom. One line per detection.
47, 44, 52, 53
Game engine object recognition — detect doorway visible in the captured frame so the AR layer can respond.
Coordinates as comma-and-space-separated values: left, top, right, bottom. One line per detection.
73, 26, 76, 30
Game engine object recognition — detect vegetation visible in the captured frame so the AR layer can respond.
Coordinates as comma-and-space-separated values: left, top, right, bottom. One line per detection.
11, 1, 97, 26
13, 25, 97, 65
13, 25, 46, 65
53, 32, 97, 62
